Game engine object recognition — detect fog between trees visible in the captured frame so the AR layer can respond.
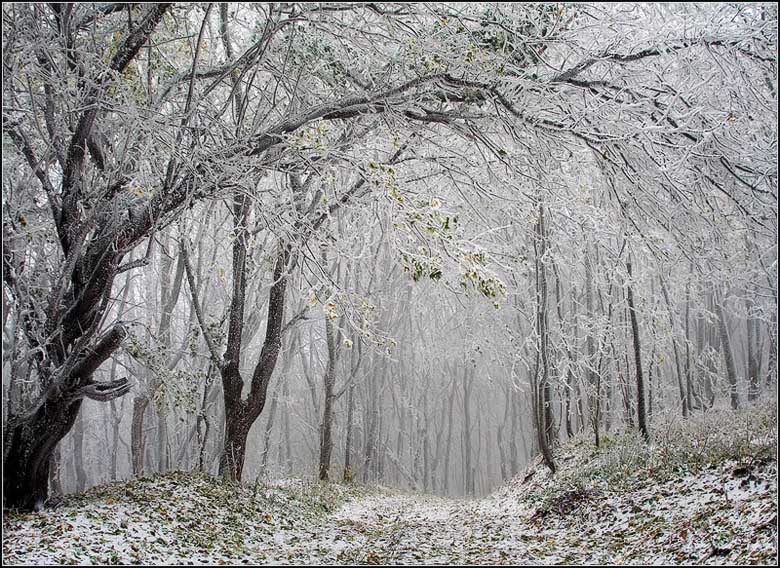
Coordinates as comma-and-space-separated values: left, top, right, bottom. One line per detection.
2, 3, 776, 511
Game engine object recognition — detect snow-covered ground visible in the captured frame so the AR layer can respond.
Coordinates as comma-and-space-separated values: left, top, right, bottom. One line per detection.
4, 407, 777, 565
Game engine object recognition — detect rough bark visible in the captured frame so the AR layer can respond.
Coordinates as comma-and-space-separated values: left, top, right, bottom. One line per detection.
218, 194, 289, 482
131, 395, 150, 476
4, 324, 129, 510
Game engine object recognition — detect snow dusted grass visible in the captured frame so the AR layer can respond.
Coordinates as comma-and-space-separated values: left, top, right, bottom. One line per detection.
3, 401, 777, 565
2, 472, 378, 565
508, 399, 778, 564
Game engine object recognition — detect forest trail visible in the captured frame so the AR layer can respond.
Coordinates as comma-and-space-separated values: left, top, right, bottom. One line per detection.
272, 492, 535, 565
252, 452, 778, 566
3, 406, 777, 566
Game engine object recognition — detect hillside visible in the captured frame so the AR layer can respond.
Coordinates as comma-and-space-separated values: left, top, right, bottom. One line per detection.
3, 403, 777, 565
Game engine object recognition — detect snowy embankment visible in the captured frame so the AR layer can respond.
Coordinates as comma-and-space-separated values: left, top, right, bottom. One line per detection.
3, 402, 777, 565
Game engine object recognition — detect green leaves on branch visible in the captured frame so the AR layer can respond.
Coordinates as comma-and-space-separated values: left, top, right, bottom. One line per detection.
460, 266, 506, 300
401, 252, 443, 283
127, 331, 211, 414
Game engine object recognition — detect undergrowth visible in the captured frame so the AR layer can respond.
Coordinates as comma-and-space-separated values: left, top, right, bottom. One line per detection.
530, 399, 777, 513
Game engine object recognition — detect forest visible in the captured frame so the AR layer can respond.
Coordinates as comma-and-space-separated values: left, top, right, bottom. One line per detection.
2, 2, 777, 565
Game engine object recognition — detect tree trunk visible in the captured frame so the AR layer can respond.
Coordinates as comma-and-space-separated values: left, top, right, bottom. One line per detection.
220, 402, 251, 482
660, 275, 689, 418
715, 294, 740, 409
260, 380, 282, 476
363, 365, 382, 483
509, 384, 520, 475
109, 403, 120, 481
157, 407, 169, 473
131, 395, 149, 476
344, 377, 356, 482
462, 365, 475, 495
4, 398, 83, 510
217, 193, 289, 482
318, 303, 340, 481
197, 363, 215, 473
49, 444, 64, 500
683, 267, 700, 411
2, 3, 166, 513
282, 380, 293, 475
443, 382, 456, 493
626, 260, 649, 441
767, 311, 777, 389
584, 247, 600, 447
73, 409, 88, 491
745, 289, 760, 401
497, 386, 510, 481
534, 203, 556, 473
565, 284, 579, 438
4, 323, 128, 510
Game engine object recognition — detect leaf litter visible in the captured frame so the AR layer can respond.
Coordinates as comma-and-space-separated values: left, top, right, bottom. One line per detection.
3, 405, 777, 565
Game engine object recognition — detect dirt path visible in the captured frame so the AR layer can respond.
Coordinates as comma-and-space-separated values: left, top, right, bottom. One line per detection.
3, 456, 775, 565
269, 492, 541, 565
255, 458, 778, 566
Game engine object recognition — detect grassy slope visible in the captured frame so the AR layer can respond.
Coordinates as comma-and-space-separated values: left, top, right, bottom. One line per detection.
501, 400, 778, 564
2, 401, 777, 565
2, 474, 380, 564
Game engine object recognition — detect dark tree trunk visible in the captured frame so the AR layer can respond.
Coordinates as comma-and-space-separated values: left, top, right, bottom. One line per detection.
218, 195, 289, 482
564, 284, 579, 438
4, 397, 83, 510
767, 311, 777, 389
343, 377, 356, 482
700, 291, 718, 408
3, 4, 169, 512
683, 267, 701, 411
534, 203, 556, 474
4, 324, 129, 510
220, 402, 252, 482
626, 261, 649, 441
318, 302, 340, 481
